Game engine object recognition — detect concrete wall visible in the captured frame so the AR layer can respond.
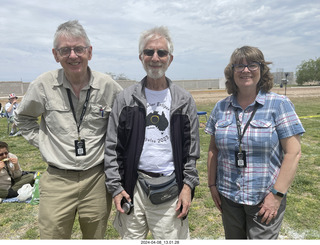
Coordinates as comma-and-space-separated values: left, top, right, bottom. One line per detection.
0, 81, 25, 98
1, 78, 224, 99
118, 78, 222, 90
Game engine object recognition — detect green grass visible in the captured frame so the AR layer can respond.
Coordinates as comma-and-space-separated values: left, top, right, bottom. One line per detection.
0, 96, 319, 239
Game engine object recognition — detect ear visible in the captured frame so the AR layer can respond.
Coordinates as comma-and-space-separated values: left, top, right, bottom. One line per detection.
52, 48, 59, 63
139, 54, 143, 61
87, 46, 93, 61
168, 54, 174, 66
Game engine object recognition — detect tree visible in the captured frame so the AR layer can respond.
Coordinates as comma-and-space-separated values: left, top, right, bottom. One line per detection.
296, 57, 320, 85
105, 72, 129, 80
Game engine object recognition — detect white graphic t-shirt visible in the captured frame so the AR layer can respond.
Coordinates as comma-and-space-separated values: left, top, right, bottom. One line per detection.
138, 88, 174, 176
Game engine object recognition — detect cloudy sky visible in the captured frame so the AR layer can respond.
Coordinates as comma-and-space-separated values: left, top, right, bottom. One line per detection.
0, 0, 319, 82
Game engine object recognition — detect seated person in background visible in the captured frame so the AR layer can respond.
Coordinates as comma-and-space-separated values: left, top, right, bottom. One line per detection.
0, 141, 34, 201
5, 93, 20, 135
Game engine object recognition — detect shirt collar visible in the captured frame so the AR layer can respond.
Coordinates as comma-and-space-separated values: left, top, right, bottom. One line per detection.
53, 67, 96, 90
229, 90, 267, 109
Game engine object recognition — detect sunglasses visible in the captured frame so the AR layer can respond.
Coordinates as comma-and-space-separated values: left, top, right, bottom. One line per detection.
0, 151, 9, 157
143, 49, 169, 58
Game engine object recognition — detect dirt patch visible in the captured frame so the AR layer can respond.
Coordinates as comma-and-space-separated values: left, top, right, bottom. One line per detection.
1, 86, 319, 107
191, 86, 320, 104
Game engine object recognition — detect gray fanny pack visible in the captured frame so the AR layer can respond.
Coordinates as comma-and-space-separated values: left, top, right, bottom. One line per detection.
138, 172, 179, 205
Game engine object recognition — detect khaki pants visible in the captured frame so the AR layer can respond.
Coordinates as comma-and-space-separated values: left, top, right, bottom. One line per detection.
113, 172, 189, 240
39, 164, 112, 239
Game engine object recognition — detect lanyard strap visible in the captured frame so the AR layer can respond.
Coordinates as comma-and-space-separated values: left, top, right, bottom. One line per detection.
234, 104, 258, 152
66, 87, 91, 139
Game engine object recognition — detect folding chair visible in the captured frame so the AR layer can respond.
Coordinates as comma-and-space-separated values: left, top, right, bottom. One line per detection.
197, 111, 208, 126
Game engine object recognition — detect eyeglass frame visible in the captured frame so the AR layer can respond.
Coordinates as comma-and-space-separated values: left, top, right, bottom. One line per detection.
0, 151, 9, 157
143, 49, 170, 58
56, 46, 89, 57
232, 62, 261, 72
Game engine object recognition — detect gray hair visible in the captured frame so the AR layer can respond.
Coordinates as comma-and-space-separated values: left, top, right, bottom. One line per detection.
53, 20, 91, 49
139, 26, 174, 55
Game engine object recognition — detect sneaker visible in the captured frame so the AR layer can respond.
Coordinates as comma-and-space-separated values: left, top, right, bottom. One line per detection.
9, 132, 14, 136
0, 198, 2, 204
13, 131, 22, 137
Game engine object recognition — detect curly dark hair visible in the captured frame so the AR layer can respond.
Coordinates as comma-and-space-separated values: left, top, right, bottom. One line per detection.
224, 46, 274, 95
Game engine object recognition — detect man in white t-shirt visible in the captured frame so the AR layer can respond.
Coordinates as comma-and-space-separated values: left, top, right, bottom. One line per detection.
105, 26, 200, 239
5, 93, 19, 135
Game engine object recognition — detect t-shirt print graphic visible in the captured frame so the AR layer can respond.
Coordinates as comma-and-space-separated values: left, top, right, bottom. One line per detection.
146, 111, 168, 131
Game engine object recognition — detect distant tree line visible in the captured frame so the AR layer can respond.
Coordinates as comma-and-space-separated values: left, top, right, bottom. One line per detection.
105, 72, 130, 80
296, 57, 320, 85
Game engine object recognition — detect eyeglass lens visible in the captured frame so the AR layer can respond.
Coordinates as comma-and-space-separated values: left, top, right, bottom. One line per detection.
58, 46, 87, 57
143, 49, 169, 58
0, 152, 9, 157
234, 63, 260, 72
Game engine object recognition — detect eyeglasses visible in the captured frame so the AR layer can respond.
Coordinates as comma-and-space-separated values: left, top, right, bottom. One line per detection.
57, 46, 89, 57
0, 151, 9, 157
232, 62, 261, 72
143, 49, 169, 58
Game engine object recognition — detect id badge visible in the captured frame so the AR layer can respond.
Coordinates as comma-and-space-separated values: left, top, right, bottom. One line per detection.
75, 139, 86, 156
235, 150, 247, 168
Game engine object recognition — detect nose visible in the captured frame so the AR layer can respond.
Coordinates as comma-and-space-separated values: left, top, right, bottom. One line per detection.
151, 52, 160, 62
69, 49, 78, 58
242, 66, 250, 72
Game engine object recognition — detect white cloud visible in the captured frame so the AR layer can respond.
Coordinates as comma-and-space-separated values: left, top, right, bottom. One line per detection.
0, 0, 319, 82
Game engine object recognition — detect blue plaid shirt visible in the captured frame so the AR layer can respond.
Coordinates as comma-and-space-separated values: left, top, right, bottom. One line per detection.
205, 91, 305, 205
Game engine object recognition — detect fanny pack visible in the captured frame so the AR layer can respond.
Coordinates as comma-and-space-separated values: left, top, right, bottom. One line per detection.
138, 171, 179, 205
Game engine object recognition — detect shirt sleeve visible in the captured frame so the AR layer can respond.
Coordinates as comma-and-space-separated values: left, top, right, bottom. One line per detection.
275, 98, 305, 139
14, 81, 45, 148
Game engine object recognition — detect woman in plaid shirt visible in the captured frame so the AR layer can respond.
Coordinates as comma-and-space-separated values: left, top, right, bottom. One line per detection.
206, 46, 305, 239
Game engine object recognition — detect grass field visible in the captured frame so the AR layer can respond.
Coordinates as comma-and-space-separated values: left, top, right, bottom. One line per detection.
0, 95, 319, 240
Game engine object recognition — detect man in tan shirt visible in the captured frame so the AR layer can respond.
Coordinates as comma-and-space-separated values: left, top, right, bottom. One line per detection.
15, 20, 122, 239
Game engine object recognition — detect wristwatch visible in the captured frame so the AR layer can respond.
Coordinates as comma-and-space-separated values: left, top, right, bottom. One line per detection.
271, 187, 286, 197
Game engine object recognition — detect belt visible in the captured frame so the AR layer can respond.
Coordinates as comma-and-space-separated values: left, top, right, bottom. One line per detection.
48, 165, 83, 172
138, 169, 164, 178
48, 162, 104, 172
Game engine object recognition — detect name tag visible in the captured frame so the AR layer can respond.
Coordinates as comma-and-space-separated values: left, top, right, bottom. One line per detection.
75, 139, 86, 156
235, 151, 247, 168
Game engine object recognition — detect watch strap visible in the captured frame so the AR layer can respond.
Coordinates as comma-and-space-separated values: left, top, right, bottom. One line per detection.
271, 187, 286, 197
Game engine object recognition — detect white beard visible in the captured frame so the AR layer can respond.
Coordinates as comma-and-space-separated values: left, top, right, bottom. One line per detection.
142, 58, 170, 80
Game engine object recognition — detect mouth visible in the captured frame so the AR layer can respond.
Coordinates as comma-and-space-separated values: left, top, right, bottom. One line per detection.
149, 64, 162, 68
69, 62, 81, 66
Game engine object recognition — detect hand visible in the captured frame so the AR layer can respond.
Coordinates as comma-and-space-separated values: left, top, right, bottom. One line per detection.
209, 185, 222, 213
176, 184, 192, 219
258, 192, 282, 224
8, 157, 18, 165
114, 190, 131, 213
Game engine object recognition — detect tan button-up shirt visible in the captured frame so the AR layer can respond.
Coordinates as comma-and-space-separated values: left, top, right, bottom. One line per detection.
15, 68, 122, 170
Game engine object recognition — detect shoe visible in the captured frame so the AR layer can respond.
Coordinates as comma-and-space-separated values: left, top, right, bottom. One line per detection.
9, 132, 14, 136
13, 131, 22, 137
0, 198, 3, 204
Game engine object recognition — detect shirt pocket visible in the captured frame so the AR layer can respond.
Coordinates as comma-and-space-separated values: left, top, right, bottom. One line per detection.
45, 101, 74, 135
84, 104, 112, 134
249, 119, 275, 147
215, 119, 237, 145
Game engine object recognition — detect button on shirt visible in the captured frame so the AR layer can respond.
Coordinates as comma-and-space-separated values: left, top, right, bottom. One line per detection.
205, 91, 305, 205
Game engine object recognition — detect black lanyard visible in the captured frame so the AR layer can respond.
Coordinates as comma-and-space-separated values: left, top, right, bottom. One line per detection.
66, 87, 91, 140
234, 104, 258, 152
